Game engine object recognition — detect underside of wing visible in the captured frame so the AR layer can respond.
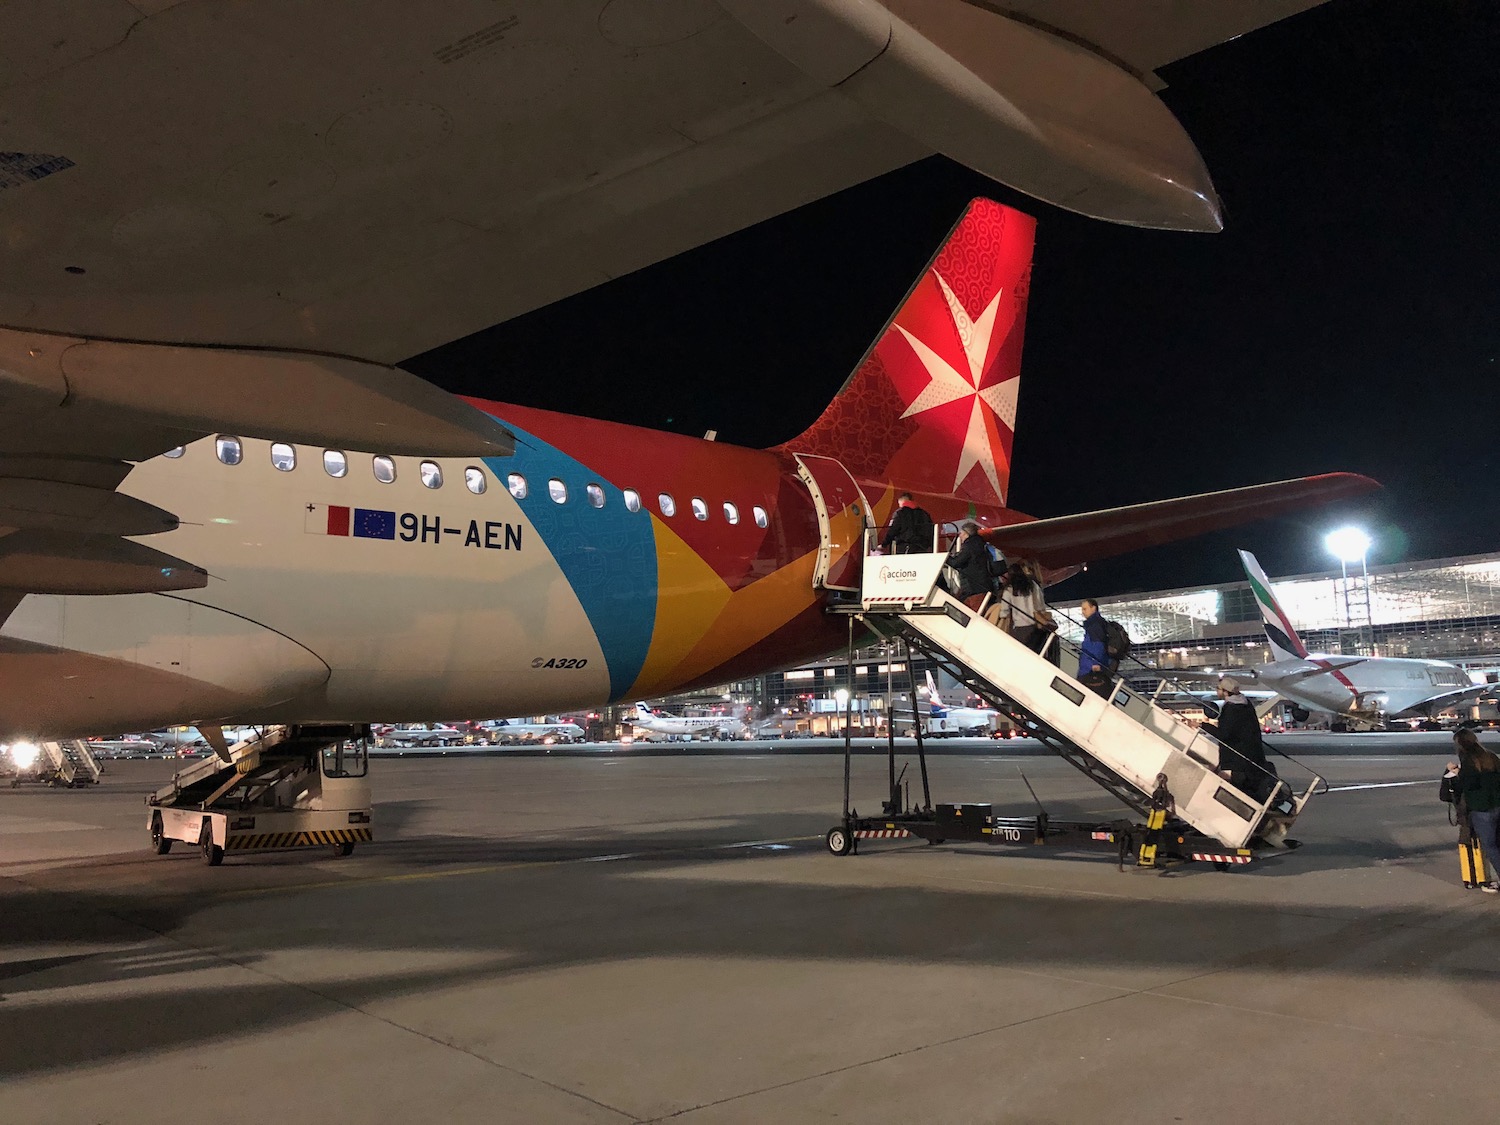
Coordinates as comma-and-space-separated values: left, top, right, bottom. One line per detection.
2, 0, 1327, 361
972, 1, 1328, 84
985, 473, 1380, 567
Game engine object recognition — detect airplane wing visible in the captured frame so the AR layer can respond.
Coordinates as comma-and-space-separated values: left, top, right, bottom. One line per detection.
2, 0, 1327, 362
984, 474, 1379, 567
1406, 682, 1500, 715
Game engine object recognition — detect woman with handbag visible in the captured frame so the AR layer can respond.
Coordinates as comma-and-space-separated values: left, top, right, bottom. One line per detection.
1447, 729, 1500, 893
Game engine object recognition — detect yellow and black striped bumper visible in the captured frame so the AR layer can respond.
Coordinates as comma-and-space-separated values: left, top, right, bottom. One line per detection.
226, 827, 373, 850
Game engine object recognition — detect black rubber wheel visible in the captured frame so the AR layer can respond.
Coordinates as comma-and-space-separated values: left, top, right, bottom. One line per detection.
826, 826, 853, 856
1213, 861, 1231, 872
150, 814, 172, 855
199, 819, 223, 866
332, 841, 355, 857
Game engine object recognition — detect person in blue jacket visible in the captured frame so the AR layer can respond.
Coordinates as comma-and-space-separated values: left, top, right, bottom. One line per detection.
1079, 598, 1109, 679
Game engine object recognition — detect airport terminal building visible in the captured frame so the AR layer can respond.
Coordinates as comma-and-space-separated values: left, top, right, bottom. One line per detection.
1050, 551, 1500, 679
732, 551, 1500, 717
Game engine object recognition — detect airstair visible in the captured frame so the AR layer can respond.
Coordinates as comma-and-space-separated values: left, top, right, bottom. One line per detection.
829, 548, 1322, 863
147, 724, 373, 865
39, 740, 102, 787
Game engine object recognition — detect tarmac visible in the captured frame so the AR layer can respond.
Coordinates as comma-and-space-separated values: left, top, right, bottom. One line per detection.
2, 735, 1495, 1124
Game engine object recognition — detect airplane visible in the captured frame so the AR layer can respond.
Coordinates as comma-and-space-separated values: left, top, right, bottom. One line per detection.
0, 1, 1332, 376
478, 718, 587, 746
1232, 550, 1488, 730
377, 724, 468, 748
884, 670, 1001, 736
921, 671, 1002, 735
0, 197, 1378, 743
626, 703, 750, 741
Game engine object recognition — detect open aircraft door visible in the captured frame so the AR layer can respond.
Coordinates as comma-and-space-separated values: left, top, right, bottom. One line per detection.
794, 454, 874, 592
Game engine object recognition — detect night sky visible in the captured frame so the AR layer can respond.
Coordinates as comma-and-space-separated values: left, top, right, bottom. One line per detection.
405, 0, 1500, 599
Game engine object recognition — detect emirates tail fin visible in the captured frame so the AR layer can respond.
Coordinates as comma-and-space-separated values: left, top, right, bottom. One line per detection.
1238, 550, 1309, 662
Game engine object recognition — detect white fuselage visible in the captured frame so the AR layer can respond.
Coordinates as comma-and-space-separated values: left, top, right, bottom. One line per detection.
629, 706, 745, 738
1257, 654, 1475, 718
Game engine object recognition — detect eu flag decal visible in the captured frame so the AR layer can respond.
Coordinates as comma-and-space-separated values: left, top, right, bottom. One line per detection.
352, 508, 396, 540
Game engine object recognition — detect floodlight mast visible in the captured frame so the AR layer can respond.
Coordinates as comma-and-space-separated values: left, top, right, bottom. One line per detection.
1324, 527, 1375, 655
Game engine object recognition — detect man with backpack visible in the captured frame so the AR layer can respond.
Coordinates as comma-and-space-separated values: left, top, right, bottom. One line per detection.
881, 493, 935, 555
1078, 599, 1132, 693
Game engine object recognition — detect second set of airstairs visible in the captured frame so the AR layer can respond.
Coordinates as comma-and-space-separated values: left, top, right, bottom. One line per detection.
31, 740, 102, 787
826, 548, 1322, 866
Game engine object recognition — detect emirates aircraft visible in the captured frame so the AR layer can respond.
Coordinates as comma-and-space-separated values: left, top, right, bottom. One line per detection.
1236, 551, 1485, 729
0, 198, 1375, 740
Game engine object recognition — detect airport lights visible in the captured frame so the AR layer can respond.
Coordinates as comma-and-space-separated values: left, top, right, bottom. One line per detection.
1324, 526, 1374, 654
834, 687, 850, 734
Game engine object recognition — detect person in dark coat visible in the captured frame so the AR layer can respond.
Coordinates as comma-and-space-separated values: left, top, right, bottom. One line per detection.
1448, 728, 1500, 892
1078, 598, 1109, 680
1209, 677, 1271, 796
881, 493, 934, 555
948, 521, 993, 611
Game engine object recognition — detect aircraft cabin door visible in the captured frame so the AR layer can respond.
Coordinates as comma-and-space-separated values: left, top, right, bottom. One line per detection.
793, 454, 874, 592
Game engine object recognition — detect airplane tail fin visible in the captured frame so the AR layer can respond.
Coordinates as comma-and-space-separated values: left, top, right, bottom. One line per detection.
775, 198, 1036, 506
923, 670, 940, 700
1238, 550, 1309, 662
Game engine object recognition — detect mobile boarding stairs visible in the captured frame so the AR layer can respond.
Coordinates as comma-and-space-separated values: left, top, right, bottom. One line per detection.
825, 548, 1322, 870
146, 724, 373, 866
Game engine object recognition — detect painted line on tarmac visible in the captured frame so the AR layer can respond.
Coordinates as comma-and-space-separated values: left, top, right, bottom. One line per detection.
1324, 780, 1437, 792
215, 834, 824, 899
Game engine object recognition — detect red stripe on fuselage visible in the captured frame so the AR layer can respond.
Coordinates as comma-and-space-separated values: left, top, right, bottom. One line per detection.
462, 397, 1014, 592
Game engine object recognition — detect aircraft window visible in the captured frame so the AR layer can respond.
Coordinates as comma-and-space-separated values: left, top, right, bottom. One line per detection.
372, 456, 396, 484
623, 489, 641, 513
323, 449, 348, 478
723, 502, 739, 524
585, 483, 605, 508
163, 446, 185, 459
420, 461, 443, 489
658, 493, 676, 517
548, 478, 568, 504
215, 435, 242, 466
270, 443, 296, 472
507, 473, 528, 499
465, 467, 487, 495
753, 505, 768, 528
691, 497, 708, 521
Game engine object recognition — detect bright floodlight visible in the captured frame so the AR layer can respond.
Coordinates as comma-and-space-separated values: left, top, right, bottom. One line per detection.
1325, 526, 1372, 563
834, 688, 850, 707
9, 741, 40, 769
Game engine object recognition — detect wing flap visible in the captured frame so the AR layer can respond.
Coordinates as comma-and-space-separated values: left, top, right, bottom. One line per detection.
984, 473, 1379, 567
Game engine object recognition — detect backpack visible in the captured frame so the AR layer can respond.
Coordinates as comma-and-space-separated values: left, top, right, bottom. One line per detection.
1103, 618, 1132, 662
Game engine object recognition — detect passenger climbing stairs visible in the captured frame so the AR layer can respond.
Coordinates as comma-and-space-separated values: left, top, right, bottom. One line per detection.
842, 551, 1321, 858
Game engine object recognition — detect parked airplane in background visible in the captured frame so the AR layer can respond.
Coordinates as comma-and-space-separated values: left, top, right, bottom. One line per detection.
479, 718, 586, 745
920, 671, 1001, 735
627, 703, 749, 741
0, 200, 1376, 741
1235, 551, 1485, 729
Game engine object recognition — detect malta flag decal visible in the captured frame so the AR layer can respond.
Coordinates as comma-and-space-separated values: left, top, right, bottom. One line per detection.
304, 504, 396, 539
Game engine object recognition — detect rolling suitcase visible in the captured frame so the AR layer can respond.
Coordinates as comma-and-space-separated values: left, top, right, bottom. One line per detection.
1460, 836, 1490, 889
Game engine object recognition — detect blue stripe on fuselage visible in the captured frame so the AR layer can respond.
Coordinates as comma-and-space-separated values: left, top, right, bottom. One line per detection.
481, 418, 657, 701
